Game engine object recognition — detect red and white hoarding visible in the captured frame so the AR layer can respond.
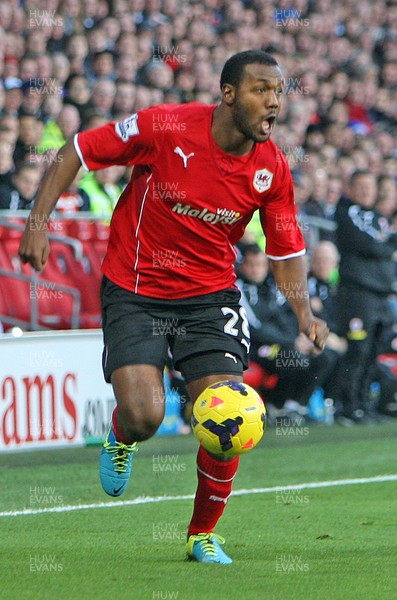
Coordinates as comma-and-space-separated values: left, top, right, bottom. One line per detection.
0, 330, 115, 452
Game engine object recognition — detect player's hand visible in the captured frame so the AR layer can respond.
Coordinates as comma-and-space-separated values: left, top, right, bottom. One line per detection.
18, 223, 50, 271
299, 316, 329, 354
294, 333, 315, 354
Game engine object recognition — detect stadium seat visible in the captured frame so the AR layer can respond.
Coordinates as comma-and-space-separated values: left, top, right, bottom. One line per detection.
0, 227, 36, 326
377, 354, 397, 378
0, 229, 32, 276
0, 216, 104, 329
0, 224, 81, 329
0, 270, 32, 325
94, 221, 110, 241
62, 218, 109, 281
243, 362, 279, 391
64, 219, 96, 241
43, 238, 101, 328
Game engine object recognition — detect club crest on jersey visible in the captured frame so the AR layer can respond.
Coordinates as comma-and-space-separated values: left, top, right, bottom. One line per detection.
253, 168, 273, 193
115, 113, 139, 142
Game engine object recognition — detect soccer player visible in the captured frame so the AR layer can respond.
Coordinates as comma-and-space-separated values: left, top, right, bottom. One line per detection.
19, 50, 328, 564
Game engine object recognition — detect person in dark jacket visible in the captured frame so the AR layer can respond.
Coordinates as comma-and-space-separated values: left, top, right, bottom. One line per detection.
307, 241, 347, 401
335, 169, 397, 423
236, 244, 335, 411
0, 162, 41, 210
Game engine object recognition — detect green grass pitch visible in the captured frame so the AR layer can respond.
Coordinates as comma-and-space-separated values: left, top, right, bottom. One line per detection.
1, 422, 397, 600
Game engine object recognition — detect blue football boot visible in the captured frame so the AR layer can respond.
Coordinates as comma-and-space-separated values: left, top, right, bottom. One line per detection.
186, 533, 233, 564
99, 427, 137, 496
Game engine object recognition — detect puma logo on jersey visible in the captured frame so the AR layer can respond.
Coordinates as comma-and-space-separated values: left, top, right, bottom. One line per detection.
225, 352, 238, 363
174, 146, 195, 168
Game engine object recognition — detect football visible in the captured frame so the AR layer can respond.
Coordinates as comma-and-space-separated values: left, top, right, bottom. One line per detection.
191, 381, 266, 457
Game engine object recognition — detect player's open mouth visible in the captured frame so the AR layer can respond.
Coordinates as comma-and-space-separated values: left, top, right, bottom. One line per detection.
260, 115, 276, 134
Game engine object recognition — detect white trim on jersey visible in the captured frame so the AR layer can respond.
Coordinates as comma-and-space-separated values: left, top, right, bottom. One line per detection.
73, 134, 89, 172
266, 248, 306, 261
134, 172, 153, 294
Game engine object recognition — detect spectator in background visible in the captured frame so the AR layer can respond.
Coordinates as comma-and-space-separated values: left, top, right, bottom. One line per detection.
41, 94, 64, 124
300, 169, 338, 244
302, 169, 328, 217
293, 172, 313, 208
132, 85, 153, 111
236, 244, 335, 417
113, 81, 137, 118
0, 80, 5, 116
3, 77, 23, 117
18, 56, 38, 84
90, 79, 116, 120
308, 241, 347, 401
370, 86, 397, 131
101, 17, 122, 50
375, 174, 397, 219
13, 113, 43, 166
335, 170, 397, 424
25, 29, 47, 57
52, 53, 71, 87
309, 242, 340, 291
37, 55, 53, 81
325, 175, 343, 220
57, 105, 81, 140
88, 50, 115, 82
65, 34, 89, 75
19, 81, 44, 119
337, 155, 356, 195
63, 74, 93, 125
304, 124, 325, 153
0, 162, 41, 210
3, 56, 22, 80
115, 32, 138, 58
84, 113, 109, 130
40, 104, 81, 153
55, 169, 90, 213
0, 115, 19, 147
115, 54, 139, 84
78, 166, 124, 219
0, 140, 15, 186
142, 61, 174, 91
86, 26, 110, 55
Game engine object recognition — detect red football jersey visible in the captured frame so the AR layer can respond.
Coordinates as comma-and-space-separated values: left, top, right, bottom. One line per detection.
75, 103, 305, 299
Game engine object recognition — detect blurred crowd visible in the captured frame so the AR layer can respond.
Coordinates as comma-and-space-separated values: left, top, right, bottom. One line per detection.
0, 0, 396, 217
1, 0, 397, 424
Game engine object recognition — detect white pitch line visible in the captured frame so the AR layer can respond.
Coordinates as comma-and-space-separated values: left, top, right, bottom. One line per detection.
1, 474, 397, 519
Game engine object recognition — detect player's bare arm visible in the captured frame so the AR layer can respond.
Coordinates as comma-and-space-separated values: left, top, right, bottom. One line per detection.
18, 140, 82, 271
270, 255, 329, 350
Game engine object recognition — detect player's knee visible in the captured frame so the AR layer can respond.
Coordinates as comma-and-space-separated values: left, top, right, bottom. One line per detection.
125, 417, 161, 442
118, 405, 163, 442
111, 366, 165, 441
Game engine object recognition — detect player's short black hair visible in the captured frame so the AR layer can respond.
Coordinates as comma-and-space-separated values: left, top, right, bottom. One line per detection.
220, 50, 279, 90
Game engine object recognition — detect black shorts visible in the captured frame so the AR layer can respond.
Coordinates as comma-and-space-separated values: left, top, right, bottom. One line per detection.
100, 277, 250, 383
